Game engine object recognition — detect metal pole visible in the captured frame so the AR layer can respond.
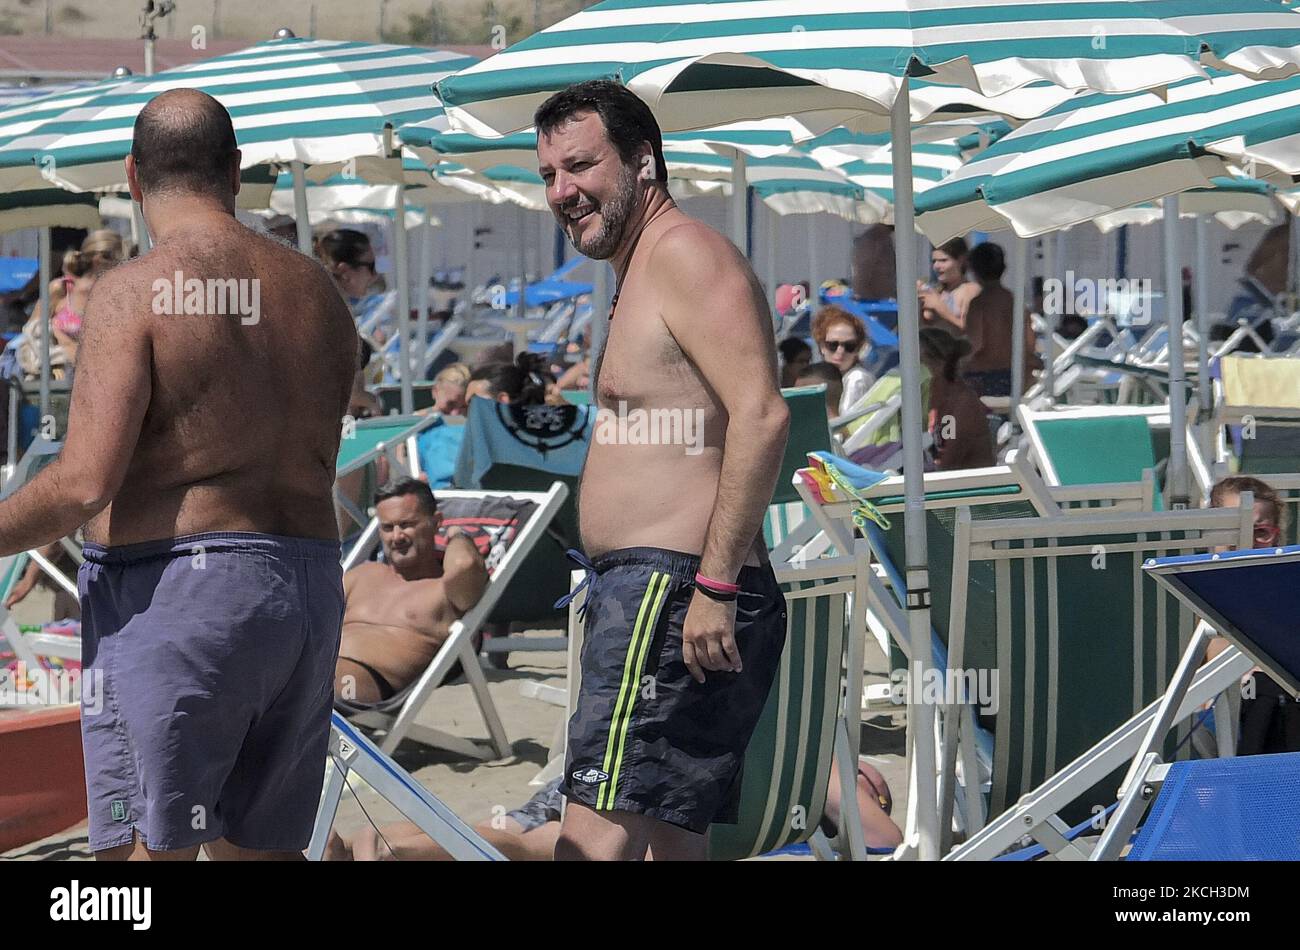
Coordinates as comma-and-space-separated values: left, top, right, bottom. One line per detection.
38, 227, 51, 421
1162, 196, 1189, 508
765, 206, 777, 303
291, 160, 312, 255
730, 150, 748, 254
1041, 235, 1057, 404
890, 77, 940, 862
515, 203, 527, 323
145, 37, 154, 77
1194, 215, 1211, 418
416, 208, 433, 379
393, 188, 413, 415
590, 260, 610, 401
1010, 235, 1028, 419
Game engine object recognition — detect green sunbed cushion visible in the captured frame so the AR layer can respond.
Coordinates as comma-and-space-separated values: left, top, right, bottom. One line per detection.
774, 386, 833, 506
1037, 415, 1162, 509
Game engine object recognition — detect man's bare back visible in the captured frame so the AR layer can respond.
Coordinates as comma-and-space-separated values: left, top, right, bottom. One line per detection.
580, 212, 767, 564
80, 217, 357, 546
338, 561, 463, 695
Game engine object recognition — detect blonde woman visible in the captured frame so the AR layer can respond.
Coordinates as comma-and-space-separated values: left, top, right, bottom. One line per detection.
23, 229, 126, 375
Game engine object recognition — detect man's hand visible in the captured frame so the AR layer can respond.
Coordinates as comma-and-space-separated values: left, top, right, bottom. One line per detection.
682, 591, 742, 684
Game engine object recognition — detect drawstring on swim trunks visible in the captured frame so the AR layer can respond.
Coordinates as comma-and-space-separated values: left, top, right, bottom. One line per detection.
553, 548, 600, 622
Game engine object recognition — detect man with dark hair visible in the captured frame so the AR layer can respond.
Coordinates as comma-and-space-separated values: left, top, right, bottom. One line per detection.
794, 360, 843, 422
962, 240, 1040, 398
335, 476, 488, 707
0, 88, 359, 861
536, 80, 791, 861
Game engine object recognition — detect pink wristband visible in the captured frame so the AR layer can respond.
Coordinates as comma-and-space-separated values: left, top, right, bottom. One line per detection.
695, 571, 740, 594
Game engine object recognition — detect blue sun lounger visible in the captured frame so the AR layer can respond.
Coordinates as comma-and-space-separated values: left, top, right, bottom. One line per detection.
1092, 544, 1300, 860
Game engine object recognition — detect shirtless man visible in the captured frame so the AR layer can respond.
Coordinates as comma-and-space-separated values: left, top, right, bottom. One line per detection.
535, 81, 791, 861
0, 89, 357, 861
961, 241, 1040, 397
334, 477, 487, 706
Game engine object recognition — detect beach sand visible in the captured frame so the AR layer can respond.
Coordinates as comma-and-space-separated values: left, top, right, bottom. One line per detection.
3, 591, 908, 862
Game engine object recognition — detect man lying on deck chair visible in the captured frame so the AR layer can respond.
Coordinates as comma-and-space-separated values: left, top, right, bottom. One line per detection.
334, 477, 488, 707
323, 760, 903, 860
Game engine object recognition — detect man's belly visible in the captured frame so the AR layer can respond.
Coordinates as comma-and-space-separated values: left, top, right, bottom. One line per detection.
338, 621, 445, 690
578, 441, 731, 559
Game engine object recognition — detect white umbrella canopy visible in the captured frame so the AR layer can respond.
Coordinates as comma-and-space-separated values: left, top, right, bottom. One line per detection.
434, 0, 1300, 862
0, 38, 478, 194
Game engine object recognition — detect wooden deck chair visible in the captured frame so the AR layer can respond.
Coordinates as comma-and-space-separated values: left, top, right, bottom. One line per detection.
1093, 545, 1300, 860
339, 482, 568, 758
942, 503, 1253, 856
793, 457, 1155, 849
706, 548, 871, 861
336, 413, 439, 569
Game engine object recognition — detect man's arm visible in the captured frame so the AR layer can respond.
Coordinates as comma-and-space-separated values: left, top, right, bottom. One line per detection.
0, 270, 150, 557
441, 530, 489, 614
657, 224, 790, 681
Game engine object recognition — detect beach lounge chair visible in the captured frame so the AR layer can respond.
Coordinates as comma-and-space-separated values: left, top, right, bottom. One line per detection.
940, 502, 1253, 858
1017, 403, 1166, 507
837, 368, 931, 469
452, 397, 594, 643
1212, 354, 1300, 477
306, 710, 506, 861
336, 413, 440, 569
793, 454, 1156, 851
1091, 543, 1300, 860
765, 385, 837, 563
338, 483, 568, 758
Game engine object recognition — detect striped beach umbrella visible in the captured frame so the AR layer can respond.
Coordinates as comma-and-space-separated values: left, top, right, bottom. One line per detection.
0, 38, 477, 193
435, 0, 1300, 862
1088, 176, 1279, 233
915, 71, 1300, 241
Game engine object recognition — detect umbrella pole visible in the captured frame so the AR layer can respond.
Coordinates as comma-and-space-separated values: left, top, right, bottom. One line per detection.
291, 160, 312, 256
1162, 196, 1188, 508
730, 150, 747, 254
1010, 235, 1028, 422
416, 208, 433, 379
516, 202, 527, 330
1040, 234, 1058, 405
890, 76, 940, 862
765, 206, 777, 306
1194, 215, 1211, 444
590, 258, 610, 402
393, 183, 413, 415
38, 226, 50, 422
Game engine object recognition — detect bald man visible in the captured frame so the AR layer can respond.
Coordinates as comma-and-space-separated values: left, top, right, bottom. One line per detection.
0, 89, 358, 860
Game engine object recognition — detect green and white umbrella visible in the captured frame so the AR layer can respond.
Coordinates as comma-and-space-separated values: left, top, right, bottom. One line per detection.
0, 38, 477, 192
915, 71, 1300, 241
1088, 175, 1279, 232
435, 0, 1300, 861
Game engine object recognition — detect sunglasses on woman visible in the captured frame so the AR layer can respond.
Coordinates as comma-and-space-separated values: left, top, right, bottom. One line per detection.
823, 340, 860, 354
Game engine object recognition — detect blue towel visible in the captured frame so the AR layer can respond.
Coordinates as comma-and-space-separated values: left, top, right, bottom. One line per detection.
416, 420, 466, 490
453, 397, 595, 488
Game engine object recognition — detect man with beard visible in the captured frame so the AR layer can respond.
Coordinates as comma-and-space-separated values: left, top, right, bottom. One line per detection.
535, 81, 790, 861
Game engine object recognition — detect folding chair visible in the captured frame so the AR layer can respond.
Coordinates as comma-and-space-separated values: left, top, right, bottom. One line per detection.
765, 385, 836, 563
1212, 354, 1300, 477
941, 502, 1254, 859
336, 413, 439, 569
338, 482, 568, 758
553, 546, 874, 860
1093, 543, 1300, 860
307, 711, 506, 861
1017, 403, 1166, 508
